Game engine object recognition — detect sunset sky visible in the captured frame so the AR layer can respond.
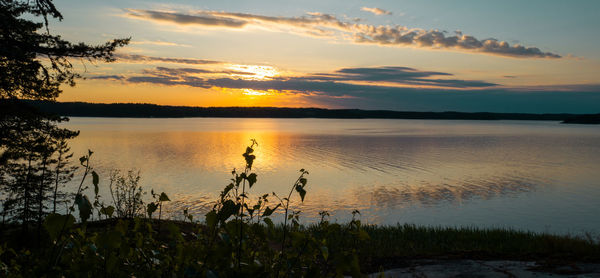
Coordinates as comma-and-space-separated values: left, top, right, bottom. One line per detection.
52, 0, 600, 113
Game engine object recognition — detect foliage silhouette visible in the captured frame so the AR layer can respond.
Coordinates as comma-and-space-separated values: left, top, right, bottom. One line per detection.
0, 0, 129, 101
108, 169, 145, 219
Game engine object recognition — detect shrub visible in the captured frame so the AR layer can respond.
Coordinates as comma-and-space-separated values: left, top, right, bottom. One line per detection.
108, 169, 145, 218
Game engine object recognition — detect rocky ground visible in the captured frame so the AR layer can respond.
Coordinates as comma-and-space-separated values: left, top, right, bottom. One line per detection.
364, 260, 600, 277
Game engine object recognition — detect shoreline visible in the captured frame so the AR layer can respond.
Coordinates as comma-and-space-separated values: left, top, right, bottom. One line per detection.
11, 100, 599, 122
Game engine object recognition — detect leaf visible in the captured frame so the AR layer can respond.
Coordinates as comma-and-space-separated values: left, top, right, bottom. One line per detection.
147, 202, 158, 218
205, 210, 218, 228
100, 206, 115, 217
222, 183, 234, 196
159, 192, 170, 202
321, 246, 329, 261
92, 171, 99, 195
299, 177, 307, 187
75, 194, 92, 222
218, 200, 239, 222
246, 173, 257, 188
263, 217, 274, 229
295, 185, 306, 202
243, 153, 256, 168
44, 213, 75, 241
262, 204, 280, 217
79, 156, 86, 164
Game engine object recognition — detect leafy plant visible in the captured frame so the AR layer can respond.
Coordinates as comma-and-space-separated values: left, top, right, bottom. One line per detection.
108, 169, 145, 219
147, 190, 170, 221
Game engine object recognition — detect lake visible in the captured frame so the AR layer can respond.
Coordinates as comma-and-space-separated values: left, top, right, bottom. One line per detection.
61, 117, 600, 235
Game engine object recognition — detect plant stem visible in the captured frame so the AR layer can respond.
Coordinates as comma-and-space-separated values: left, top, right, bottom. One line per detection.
238, 170, 247, 270
280, 173, 304, 254
50, 155, 91, 266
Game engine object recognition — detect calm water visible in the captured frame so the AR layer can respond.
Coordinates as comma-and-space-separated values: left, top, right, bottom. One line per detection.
61, 118, 600, 234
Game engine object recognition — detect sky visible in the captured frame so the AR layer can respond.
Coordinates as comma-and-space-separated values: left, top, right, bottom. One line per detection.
50, 0, 600, 113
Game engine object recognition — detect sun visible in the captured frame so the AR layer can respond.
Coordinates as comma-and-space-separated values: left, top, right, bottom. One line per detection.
242, 89, 270, 96
227, 64, 280, 80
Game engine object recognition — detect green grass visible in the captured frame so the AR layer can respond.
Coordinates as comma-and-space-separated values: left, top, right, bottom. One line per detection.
135, 220, 600, 271
353, 224, 600, 271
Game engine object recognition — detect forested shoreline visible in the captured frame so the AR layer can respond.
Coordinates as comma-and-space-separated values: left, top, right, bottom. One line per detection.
24, 100, 599, 121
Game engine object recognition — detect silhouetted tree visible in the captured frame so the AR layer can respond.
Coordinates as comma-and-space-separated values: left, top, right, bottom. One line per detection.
0, 0, 129, 101
0, 0, 128, 230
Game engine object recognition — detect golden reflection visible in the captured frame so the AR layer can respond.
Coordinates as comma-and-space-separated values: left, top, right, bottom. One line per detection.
132, 131, 286, 172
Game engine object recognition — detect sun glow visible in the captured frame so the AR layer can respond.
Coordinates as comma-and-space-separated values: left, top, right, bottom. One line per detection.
227, 64, 280, 80
242, 89, 272, 96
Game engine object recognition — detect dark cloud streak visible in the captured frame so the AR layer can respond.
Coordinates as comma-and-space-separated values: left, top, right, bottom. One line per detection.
88, 75, 125, 81
121, 65, 497, 91
126, 9, 247, 27
123, 9, 561, 58
303, 67, 496, 88
114, 53, 223, 65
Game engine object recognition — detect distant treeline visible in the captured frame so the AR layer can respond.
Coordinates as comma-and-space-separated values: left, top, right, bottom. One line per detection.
18, 100, 600, 122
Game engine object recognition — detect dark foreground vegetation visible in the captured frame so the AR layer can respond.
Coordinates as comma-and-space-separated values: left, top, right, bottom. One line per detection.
25, 100, 599, 121
2, 215, 600, 276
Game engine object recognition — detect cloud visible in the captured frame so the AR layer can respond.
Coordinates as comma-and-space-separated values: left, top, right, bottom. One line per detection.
509, 83, 600, 92
130, 40, 191, 47
123, 9, 561, 58
125, 9, 247, 27
145, 66, 256, 76
361, 7, 392, 16
302, 66, 497, 88
120, 65, 496, 91
352, 29, 561, 58
114, 53, 223, 65
88, 75, 125, 81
